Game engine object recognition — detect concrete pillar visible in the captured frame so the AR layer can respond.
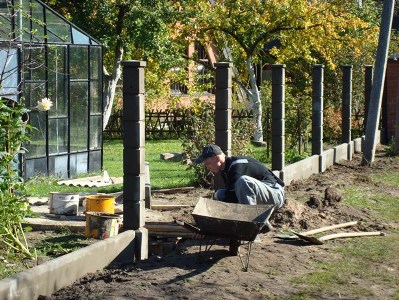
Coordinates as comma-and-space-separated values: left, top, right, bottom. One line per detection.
214, 62, 232, 189
122, 60, 148, 260
364, 65, 373, 134
312, 64, 324, 156
342, 65, 353, 160
215, 62, 233, 155
271, 64, 285, 179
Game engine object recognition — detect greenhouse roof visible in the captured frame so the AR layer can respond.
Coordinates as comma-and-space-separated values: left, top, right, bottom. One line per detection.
0, 0, 100, 45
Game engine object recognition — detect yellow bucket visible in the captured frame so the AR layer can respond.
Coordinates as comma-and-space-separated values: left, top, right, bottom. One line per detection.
85, 195, 115, 214
85, 212, 120, 239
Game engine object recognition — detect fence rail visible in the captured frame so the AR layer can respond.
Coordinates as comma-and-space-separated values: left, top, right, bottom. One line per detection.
104, 108, 253, 140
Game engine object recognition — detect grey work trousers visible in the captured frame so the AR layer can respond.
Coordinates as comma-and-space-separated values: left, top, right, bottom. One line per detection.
215, 175, 284, 208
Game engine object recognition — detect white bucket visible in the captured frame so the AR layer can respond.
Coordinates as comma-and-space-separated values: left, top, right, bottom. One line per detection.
49, 192, 80, 215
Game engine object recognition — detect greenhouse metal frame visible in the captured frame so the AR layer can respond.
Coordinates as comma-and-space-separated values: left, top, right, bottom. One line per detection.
0, 0, 103, 179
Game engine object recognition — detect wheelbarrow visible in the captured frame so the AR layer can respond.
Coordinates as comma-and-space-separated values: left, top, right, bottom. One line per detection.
177, 197, 276, 271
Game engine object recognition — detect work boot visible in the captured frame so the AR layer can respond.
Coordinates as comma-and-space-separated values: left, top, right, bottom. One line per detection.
229, 239, 240, 256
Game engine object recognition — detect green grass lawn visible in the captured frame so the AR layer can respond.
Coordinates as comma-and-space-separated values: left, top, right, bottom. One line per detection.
26, 139, 196, 197
26, 139, 273, 197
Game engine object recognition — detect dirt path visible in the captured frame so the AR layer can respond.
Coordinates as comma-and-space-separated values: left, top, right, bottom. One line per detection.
45, 148, 399, 300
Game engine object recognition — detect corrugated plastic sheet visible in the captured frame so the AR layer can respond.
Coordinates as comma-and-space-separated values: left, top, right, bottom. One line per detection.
57, 176, 123, 187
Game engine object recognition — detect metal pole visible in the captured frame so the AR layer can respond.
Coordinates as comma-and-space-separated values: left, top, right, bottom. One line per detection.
362, 0, 395, 165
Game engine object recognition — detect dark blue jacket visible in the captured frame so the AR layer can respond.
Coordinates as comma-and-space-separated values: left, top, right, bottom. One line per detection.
219, 156, 284, 203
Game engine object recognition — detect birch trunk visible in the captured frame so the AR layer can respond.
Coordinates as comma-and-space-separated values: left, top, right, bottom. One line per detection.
103, 43, 124, 131
246, 56, 263, 143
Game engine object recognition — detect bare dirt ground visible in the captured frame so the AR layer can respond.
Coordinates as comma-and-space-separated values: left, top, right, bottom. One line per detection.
41, 147, 398, 300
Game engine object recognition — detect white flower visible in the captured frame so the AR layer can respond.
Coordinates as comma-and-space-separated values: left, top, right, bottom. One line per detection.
36, 98, 53, 112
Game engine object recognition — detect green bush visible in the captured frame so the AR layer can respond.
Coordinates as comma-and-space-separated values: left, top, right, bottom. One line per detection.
0, 98, 35, 259
181, 100, 255, 188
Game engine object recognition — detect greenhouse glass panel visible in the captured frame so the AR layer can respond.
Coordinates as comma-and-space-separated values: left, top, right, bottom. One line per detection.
76, 153, 88, 173
72, 27, 90, 44
49, 155, 68, 178
69, 153, 88, 176
27, 110, 47, 158
0, 48, 18, 100
90, 46, 100, 80
90, 46, 102, 113
24, 81, 45, 108
89, 151, 101, 172
70, 81, 88, 152
47, 45, 67, 117
48, 118, 68, 154
23, 46, 46, 81
45, 9, 71, 43
31, 1, 45, 42
0, 2, 12, 40
90, 115, 102, 149
25, 157, 47, 178
90, 80, 101, 113
69, 45, 88, 79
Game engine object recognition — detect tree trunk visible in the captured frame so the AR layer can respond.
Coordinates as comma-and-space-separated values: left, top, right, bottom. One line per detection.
246, 57, 263, 143
103, 43, 124, 131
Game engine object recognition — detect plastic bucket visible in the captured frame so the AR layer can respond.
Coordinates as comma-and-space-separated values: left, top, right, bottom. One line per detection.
85, 195, 115, 214
85, 212, 120, 239
49, 192, 79, 215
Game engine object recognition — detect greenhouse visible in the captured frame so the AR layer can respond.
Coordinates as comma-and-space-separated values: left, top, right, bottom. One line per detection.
0, 0, 103, 179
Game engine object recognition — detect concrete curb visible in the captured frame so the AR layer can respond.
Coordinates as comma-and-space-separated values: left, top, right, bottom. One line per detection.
0, 230, 135, 300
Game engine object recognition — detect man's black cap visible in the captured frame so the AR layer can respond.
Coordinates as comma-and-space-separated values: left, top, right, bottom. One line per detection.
195, 144, 223, 163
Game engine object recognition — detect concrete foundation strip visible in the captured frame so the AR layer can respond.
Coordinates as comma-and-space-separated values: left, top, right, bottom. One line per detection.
0, 230, 136, 300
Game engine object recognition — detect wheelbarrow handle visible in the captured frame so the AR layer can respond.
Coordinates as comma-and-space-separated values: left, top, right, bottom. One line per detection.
174, 219, 201, 233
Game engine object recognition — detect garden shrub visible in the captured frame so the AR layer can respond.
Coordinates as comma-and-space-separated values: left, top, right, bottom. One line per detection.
181, 100, 255, 188
0, 98, 35, 259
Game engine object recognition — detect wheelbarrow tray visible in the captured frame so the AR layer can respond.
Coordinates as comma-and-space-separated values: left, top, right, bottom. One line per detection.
191, 198, 276, 241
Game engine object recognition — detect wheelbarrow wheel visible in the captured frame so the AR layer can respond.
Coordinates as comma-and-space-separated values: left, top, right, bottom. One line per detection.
229, 239, 240, 256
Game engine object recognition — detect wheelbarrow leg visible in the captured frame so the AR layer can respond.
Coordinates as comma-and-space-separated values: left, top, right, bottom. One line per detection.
197, 238, 216, 262
238, 241, 253, 272
229, 239, 241, 256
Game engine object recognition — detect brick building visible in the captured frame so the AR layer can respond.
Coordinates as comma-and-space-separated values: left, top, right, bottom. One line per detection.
383, 58, 399, 144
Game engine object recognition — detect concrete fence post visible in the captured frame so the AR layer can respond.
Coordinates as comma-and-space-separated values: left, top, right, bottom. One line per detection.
342, 65, 353, 160
122, 60, 148, 260
364, 65, 373, 134
214, 62, 233, 189
312, 64, 324, 156
215, 62, 233, 155
271, 64, 285, 179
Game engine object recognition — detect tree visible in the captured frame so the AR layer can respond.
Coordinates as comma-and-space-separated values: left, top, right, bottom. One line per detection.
43, 0, 186, 129
179, 0, 380, 143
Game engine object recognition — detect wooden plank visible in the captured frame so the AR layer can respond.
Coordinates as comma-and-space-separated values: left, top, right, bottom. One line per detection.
152, 187, 195, 194
150, 204, 192, 211
145, 222, 194, 238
